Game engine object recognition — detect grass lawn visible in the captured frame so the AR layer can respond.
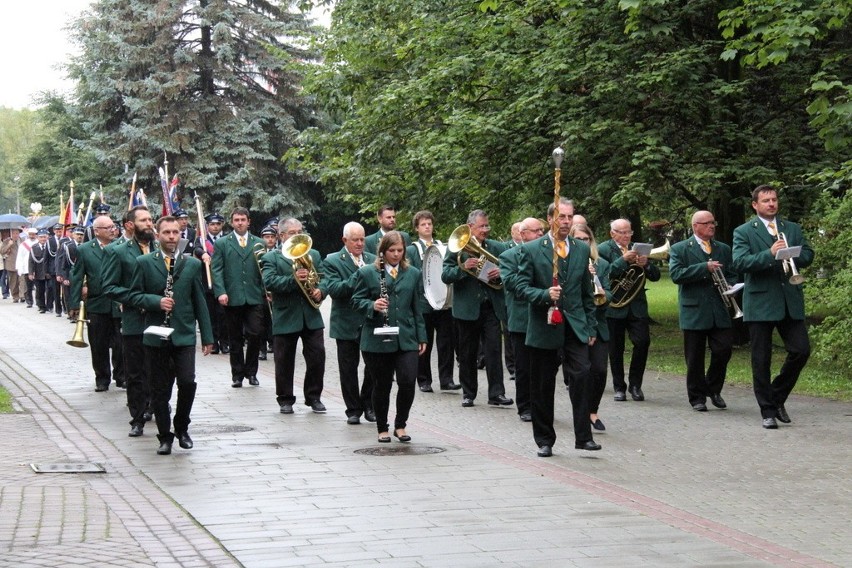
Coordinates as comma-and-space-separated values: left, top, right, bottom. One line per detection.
645, 271, 851, 402
0, 386, 13, 413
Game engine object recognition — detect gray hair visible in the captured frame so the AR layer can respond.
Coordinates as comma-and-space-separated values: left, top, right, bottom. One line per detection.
342, 221, 364, 238
467, 209, 487, 224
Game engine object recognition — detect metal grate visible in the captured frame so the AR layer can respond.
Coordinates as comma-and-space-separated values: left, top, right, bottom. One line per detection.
31, 462, 106, 473
354, 446, 446, 456
191, 424, 254, 434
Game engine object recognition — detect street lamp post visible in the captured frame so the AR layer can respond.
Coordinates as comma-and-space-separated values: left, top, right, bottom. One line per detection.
14, 176, 20, 216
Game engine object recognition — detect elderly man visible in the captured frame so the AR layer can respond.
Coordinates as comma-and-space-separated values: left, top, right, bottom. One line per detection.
598, 218, 661, 402
1, 228, 22, 302
442, 209, 512, 408
669, 211, 737, 412
324, 222, 377, 423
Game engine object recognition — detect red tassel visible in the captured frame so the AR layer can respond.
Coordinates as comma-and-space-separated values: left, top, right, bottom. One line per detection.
547, 305, 563, 325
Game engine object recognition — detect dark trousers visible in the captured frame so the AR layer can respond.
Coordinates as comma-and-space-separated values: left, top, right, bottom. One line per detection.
205, 292, 228, 349
146, 344, 197, 442
588, 338, 609, 414
748, 317, 810, 418
363, 350, 418, 434
24, 277, 34, 306
51, 278, 63, 313
34, 279, 48, 310
110, 318, 124, 386
607, 314, 650, 391
510, 332, 530, 415
503, 320, 515, 377
336, 338, 374, 417
273, 328, 325, 405
418, 309, 455, 387
88, 312, 116, 389
46, 278, 57, 313
224, 303, 265, 380
684, 327, 733, 405
123, 335, 150, 426
529, 336, 593, 448
456, 303, 504, 401
0, 269, 7, 297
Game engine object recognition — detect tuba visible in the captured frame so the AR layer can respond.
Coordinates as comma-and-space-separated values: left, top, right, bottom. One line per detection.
447, 224, 502, 290
281, 234, 322, 309
609, 240, 669, 309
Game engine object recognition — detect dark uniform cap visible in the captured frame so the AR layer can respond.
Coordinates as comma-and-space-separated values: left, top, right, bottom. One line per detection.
95, 203, 111, 213
264, 217, 280, 228
173, 208, 189, 218
53, 223, 63, 230
260, 225, 277, 237
37, 229, 50, 236
72, 226, 86, 235
205, 213, 225, 224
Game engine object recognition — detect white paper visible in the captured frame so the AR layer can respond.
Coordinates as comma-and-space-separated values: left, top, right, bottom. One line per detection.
723, 283, 745, 296
632, 243, 653, 256
144, 325, 174, 339
477, 259, 499, 284
373, 326, 400, 336
775, 246, 801, 261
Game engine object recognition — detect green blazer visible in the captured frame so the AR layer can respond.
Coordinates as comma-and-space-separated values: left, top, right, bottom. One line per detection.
70, 240, 121, 316
669, 237, 737, 330
499, 245, 529, 334
323, 247, 376, 340
129, 252, 213, 348
211, 232, 265, 306
441, 238, 508, 321
364, 230, 411, 255
592, 257, 612, 342
732, 216, 813, 322
261, 248, 326, 334
351, 263, 427, 353
597, 239, 661, 319
515, 236, 596, 350
102, 239, 149, 335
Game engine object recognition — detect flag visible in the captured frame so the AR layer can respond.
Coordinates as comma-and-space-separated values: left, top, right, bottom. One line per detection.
60, 186, 76, 228
168, 174, 180, 212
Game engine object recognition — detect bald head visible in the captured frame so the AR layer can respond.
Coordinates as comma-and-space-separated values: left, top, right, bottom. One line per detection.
519, 217, 544, 243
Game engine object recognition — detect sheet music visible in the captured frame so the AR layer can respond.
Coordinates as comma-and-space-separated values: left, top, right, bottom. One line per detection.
632, 243, 653, 256
477, 259, 499, 284
775, 246, 801, 261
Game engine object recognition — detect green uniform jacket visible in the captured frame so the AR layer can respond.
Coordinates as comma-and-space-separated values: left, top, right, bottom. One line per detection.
102, 239, 149, 335
515, 236, 596, 350
597, 239, 661, 319
364, 230, 411, 256
592, 257, 612, 341
441, 238, 508, 321
669, 237, 737, 330
732, 216, 813, 322
499, 245, 529, 334
70, 240, 121, 316
261, 248, 326, 335
323, 247, 376, 341
351, 263, 427, 353
129, 252, 213, 348
211, 232, 265, 306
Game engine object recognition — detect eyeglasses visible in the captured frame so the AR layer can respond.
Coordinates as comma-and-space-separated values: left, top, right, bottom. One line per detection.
95, 225, 115, 231
474, 225, 491, 231
522, 227, 544, 234
612, 229, 633, 236
695, 221, 718, 226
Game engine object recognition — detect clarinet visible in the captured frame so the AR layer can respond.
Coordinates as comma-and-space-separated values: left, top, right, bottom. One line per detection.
378, 252, 393, 341
162, 259, 175, 328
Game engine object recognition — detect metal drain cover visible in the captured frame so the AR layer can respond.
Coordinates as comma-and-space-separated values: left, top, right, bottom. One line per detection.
31, 462, 106, 473
191, 424, 255, 434
354, 446, 446, 456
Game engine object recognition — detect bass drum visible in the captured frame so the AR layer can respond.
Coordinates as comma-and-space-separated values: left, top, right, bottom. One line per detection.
422, 244, 453, 310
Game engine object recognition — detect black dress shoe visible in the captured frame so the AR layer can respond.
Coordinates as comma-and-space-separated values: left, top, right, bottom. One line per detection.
710, 393, 727, 409
613, 390, 627, 402
142, 411, 153, 422
692, 402, 708, 412
762, 417, 778, 429
231, 377, 243, 388
476, 357, 486, 370
157, 441, 172, 455
487, 394, 514, 406
776, 405, 791, 423
537, 445, 552, 457
280, 403, 294, 414
440, 382, 462, 390
591, 418, 606, 431
393, 429, 411, 442
347, 415, 360, 425
519, 412, 532, 422
128, 424, 144, 437
258, 351, 267, 361
310, 400, 327, 413
221, 344, 230, 354
628, 386, 645, 401
461, 397, 474, 407
575, 440, 602, 451
378, 434, 391, 443
177, 432, 193, 449
419, 384, 433, 393
95, 385, 108, 392
364, 409, 377, 422
247, 376, 260, 386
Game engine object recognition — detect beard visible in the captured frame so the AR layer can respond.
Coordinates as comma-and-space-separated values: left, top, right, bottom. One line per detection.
136, 228, 155, 243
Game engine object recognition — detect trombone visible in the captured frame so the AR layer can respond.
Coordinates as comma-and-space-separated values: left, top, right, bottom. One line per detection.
777, 232, 805, 285
447, 224, 502, 290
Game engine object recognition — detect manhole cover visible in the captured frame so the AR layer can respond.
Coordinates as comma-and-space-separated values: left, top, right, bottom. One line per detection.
191, 425, 254, 434
354, 446, 446, 456
31, 462, 106, 473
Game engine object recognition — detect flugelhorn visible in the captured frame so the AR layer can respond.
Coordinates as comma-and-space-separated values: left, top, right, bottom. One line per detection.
447, 224, 502, 290
777, 232, 805, 285
281, 234, 322, 309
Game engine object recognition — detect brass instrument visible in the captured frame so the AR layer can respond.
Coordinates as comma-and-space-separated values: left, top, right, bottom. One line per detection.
710, 266, 743, 319
252, 242, 275, 316
777, 232, 805, 285
67, 299, 88, 347
447, 224, 502, 290
280, 234, 322, 309
609, 239, 670, 309
589, 259, 607, 306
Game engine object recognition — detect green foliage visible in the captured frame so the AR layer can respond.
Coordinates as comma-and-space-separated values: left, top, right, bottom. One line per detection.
0, 385, 11, 414
67, 0, 323, 219
0, 107, 41, 214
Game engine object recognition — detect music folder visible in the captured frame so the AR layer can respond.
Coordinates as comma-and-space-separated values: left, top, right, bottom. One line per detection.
374, 326, 400, 336
144, 325, 174, 339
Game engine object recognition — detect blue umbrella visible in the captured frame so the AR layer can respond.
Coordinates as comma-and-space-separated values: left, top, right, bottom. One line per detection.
33, 215, 60, 229
0, 213, 29, 230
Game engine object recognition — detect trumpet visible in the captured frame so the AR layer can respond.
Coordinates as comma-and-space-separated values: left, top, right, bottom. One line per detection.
589, 259, 607, 306
447, 224, 502, 290
777, 232, 805, 285
710, 266, 743, 319
280, 234, 322, 309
